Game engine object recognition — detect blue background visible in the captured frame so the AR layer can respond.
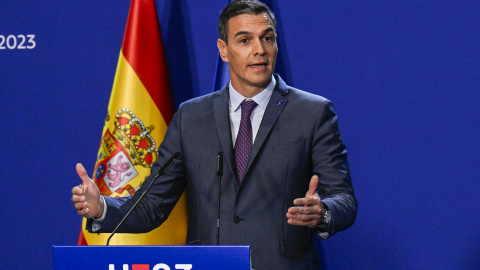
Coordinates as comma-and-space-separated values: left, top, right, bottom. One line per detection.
0, 1, 479, 269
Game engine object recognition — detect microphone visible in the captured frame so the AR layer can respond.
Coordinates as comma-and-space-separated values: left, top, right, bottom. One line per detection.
106, 152, 181, 246
217, 152, 223, 177
216, 152, 223, 245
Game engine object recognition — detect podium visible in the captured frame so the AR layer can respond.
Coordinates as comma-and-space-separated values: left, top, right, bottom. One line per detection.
53, 246, 251, 270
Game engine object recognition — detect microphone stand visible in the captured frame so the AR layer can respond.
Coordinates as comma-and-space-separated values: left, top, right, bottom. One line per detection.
106, 152, 180, 246
216, 152, 223, 245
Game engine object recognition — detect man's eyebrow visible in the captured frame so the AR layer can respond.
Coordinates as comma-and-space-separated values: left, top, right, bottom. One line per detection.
233, 27, 275, 39
263, 27, 275, 35
234, 31, 251, 38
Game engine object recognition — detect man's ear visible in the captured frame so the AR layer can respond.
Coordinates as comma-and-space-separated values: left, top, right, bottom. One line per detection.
217, 39, 229, 62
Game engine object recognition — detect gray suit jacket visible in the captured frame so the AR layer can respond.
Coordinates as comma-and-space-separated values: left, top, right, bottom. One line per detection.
89, 74, 357, 270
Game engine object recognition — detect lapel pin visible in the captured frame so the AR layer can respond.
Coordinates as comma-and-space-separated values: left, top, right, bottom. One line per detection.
277, 100, 283, 106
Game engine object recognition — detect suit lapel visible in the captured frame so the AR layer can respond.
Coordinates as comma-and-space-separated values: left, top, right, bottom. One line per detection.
240, 75, 289, 187
213, 87, 236, 180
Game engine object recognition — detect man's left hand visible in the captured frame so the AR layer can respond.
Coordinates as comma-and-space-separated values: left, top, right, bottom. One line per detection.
286, 175, 323, 228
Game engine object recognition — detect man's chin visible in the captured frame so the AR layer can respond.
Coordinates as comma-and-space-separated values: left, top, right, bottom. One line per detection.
248, 73, 273, 86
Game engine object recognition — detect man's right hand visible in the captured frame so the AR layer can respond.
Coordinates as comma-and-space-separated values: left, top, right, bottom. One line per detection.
71, 163, 103, 219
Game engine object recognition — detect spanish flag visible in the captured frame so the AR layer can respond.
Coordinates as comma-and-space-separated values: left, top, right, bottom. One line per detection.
77, 0, 187, 245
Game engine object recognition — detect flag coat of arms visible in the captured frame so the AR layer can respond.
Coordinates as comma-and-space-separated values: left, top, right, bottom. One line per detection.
78, 0, 187, 245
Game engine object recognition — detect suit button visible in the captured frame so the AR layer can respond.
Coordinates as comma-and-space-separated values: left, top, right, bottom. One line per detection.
233, 216, 242, 223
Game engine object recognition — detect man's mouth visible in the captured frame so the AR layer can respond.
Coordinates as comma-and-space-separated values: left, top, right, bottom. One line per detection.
248, 63, 267, 68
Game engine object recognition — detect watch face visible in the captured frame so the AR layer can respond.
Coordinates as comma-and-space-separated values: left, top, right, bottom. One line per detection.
325, 211, 331, 224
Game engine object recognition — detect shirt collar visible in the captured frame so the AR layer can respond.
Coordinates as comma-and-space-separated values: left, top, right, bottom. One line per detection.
229, 76, 276, 112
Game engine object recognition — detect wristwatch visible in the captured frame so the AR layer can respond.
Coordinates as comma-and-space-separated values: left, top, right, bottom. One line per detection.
320, 202, 331, 226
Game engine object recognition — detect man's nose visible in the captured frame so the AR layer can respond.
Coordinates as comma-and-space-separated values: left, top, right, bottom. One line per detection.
252, 38, 266, 55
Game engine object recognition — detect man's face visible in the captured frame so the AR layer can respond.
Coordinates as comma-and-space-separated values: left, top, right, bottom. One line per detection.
217, 13, 278, 95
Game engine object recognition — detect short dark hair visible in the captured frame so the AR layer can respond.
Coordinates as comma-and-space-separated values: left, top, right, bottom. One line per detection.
218, 0, 276, 43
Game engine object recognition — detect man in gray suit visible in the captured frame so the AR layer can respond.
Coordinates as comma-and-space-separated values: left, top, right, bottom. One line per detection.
71, 1, 357, 269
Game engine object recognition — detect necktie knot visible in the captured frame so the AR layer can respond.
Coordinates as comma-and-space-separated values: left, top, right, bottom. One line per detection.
240, 100, 257, 118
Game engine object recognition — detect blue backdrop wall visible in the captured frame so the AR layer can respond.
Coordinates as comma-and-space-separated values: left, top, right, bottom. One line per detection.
1, 1, 479, 269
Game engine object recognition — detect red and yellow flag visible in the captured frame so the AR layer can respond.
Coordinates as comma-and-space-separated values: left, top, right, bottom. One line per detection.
77, 0, 187, 245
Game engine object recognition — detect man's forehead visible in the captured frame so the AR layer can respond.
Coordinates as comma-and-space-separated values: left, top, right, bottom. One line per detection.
227, 13, 275, 35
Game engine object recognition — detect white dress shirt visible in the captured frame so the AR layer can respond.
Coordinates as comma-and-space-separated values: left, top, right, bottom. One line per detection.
228, 76, 276, 147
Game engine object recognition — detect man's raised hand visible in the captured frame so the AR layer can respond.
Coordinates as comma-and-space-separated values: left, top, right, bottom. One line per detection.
286, 175, 324, 228
71, 163, 103, 219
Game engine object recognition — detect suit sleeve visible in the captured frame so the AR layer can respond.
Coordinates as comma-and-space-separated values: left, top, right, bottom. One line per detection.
311, 100, 357, 239
86, 104, 187, 233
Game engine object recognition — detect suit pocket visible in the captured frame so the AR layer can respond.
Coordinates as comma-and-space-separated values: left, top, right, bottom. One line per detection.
273, 138, 306, 152
280, 240, 320, 263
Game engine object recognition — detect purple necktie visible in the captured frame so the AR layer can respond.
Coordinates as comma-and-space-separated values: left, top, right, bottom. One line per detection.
234, 100, 257, 185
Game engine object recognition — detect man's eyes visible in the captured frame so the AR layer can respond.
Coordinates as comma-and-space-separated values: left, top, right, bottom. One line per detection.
238, 36, 274, 44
